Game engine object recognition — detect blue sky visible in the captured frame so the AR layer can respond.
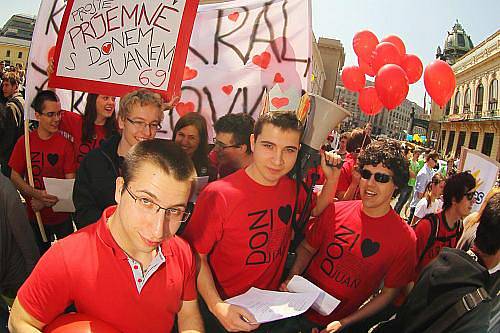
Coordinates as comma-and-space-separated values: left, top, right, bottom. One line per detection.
2, 0, 499, 106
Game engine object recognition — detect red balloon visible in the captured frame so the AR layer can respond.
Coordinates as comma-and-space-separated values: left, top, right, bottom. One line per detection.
358, 87, 383, 115
401, 54, 423, 84
424, 60, 456, 108
372, 42, 401, 73
44, 313, 121, 333
341, 66, 366, 92
381, 35, 406, 56
353, 30, 379, 63
358, 57, 376, 77
375, 64, 409, 110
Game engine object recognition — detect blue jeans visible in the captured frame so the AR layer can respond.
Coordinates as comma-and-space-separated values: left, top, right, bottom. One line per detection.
394, 185, 413, 214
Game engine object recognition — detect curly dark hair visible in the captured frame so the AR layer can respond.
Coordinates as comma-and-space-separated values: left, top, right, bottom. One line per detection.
357, 140, 409, 197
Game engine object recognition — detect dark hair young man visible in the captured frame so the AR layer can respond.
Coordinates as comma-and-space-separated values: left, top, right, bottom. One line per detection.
8, 90, 76, 254
8, 139, 204, 333
211, 113, 255, 178
73, 89, 165, 228
414, 171, 476, 277
184, 111, 342, 332
283, 140, 416, 333
408, 152, 439, 222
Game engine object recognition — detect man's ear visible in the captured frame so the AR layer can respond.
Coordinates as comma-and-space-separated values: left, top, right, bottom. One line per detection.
117, 116, 125, 131
250, 134, 255, 153
115, 177, 125, 204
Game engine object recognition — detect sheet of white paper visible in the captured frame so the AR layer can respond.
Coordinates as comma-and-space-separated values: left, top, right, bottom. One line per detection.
43, 178, 75, 213
287, 275, 341, 316
189, 176, 209, 202
225, 287, 319, 323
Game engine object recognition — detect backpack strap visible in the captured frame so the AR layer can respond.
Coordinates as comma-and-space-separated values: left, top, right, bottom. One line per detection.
423, 287, 491, 333
416, 213, 440, 264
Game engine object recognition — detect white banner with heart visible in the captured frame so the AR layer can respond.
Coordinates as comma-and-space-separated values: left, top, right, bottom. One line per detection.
25, 0, 312, 136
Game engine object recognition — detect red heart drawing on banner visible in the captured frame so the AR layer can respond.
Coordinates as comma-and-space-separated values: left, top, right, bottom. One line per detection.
252, 52, 271, 69
228, 12, 239, 22
176, 102, 195, 116
183, 66, 198, 81
222, 85, 233, 95
102, 42, 112, 55
271, 97, 289, 109
274, 73, 285, 83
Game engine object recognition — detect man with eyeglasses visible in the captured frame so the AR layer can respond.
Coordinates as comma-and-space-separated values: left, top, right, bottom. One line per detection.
210, 113, 255, 178
8, 90, 76, 254
282, 140, 417, 333
73, 89, 167, 229
413, 171, 476, 278
408, 152, 439, 223
8, 139, 204, 332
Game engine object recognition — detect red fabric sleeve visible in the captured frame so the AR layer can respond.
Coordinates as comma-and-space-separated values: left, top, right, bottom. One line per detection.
62, 139, 76, 174
414, 218, 432, 261
17, 242, 72, 325
8, 136, 27, 176
336, 162, 353, 194
59, 110, 81, 140
182, 250, 198, 301
384, 229, 417, 288
182, 188, 225, 255
305, 204, 333, 249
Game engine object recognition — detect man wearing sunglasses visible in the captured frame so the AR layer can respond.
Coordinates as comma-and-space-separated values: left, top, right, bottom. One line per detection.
9, 139, 204, 333
413, 171, 476, 278
408, 152, 439, 223
210, 113, 255, 179
73, 89, 170, 229
8, 90, 76, 254
283, 140, 417, 333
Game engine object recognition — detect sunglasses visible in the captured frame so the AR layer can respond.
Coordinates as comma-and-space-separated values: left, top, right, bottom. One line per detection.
360, 169, 392, 183
464, 191, 476, 201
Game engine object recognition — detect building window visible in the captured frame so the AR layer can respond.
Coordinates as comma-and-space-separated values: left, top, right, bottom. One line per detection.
456, 131, 466, 158
475, 84, 484, 115
469, 132, 479, 149
18, 51, 23, 58
481, 133, 494, 157
6, 50, 10, 57
464, 88, 471, 113
457, 34, 465, 47
489, 79, 498, 111
440, 130, 446, 152
454, 91, 461, 113
446, 131, 455, 156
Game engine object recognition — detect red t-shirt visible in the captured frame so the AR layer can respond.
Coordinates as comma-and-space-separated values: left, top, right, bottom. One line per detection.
336, 153, 359, 199
183, 169, 306, 299
17, 206, 197, 332
8, 131, 76, 225
304, 200, 417, 326
59, 111, 107, 166
414, 211, 462, 277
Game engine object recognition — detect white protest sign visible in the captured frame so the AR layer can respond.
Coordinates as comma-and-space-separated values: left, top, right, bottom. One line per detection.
50, 0, 198, 99
461, 147, 500, 212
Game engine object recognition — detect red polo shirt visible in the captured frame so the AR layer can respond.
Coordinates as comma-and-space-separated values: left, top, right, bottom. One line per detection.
17, 206, 197, 332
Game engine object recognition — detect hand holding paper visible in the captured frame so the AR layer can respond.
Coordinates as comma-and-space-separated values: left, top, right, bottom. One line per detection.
43, 178, 76, 213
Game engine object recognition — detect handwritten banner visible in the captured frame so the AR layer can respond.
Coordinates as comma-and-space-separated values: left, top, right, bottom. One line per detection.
49, 0, 198, 99
25, 0, 312, 136
460, 147, 500, 212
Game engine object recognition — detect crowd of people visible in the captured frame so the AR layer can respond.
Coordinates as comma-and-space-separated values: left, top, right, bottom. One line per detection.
0, 65, 499, 333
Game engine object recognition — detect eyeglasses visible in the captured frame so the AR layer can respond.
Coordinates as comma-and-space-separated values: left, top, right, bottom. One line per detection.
126, 118, 162, 131
124, 185, 190, 223
41, 111, 62, 118
464, 191, 476, 201
213, 138, 240, 150
360, 169, 393, 183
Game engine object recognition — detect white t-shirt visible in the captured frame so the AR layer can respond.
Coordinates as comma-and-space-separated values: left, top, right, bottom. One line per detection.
414, 197, 443, 219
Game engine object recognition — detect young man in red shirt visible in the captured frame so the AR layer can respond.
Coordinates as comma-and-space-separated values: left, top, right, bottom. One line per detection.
183, 111, 342, 332
8, 139, 204, 333
283, 140, 417, 333
413, 171, 476, 277
8, 90, 76, 254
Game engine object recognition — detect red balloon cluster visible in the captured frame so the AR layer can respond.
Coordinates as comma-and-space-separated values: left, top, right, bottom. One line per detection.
342, 30, 424, 115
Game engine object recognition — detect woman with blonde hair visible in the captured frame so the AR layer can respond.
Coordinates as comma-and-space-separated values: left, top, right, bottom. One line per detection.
411, 173, 446, 226
457, 186, 500, 251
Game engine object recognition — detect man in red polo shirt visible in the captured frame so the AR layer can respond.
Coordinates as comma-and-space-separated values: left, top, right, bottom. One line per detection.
184, 111, 341, 332
282, 140, 417, 333
8, 139, 204, 333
